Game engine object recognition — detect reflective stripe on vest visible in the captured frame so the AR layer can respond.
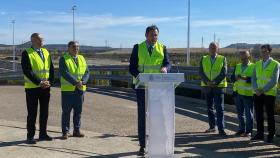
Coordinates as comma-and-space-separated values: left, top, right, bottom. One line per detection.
60, 53, 87, 91
233, 63, 255, 96
200, 55, 227, 87
132, 41, 164, 84
255, 59, 279, 96
24, 47, 50, 88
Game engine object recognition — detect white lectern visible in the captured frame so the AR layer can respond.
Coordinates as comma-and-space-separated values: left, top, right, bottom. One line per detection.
136, 73, 185, 158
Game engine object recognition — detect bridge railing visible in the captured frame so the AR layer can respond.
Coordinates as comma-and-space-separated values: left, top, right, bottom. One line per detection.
1, 64, 279, 134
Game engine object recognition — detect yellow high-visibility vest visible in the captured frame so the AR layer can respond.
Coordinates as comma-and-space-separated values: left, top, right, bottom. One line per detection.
255, 59, 279, 96
233, 63, 255, 96
132, 41, 164, 84
24, 47, 50, 88
201, 55, 227, 87
60, 53, 87, 91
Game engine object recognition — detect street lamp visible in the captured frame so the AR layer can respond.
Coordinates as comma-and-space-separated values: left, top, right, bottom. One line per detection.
72, 5, 77, 41
11, 20, 16, 71
186, 0, 191, 66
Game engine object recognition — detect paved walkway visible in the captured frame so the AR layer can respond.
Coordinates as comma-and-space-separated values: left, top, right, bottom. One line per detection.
0, 85, 279, 158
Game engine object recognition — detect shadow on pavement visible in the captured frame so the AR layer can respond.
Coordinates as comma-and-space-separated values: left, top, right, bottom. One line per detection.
87, 87, 136, 102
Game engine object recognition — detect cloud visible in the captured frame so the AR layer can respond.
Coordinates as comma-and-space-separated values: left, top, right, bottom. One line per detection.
190, 17, 280, 47
79, 15, 185, 29
227, 30, 280, 37
0, 11, 185, 46
31, 13, 185, 29
192, 17, 272, 29
0, 11, 6, 15
1, 10, 280, 47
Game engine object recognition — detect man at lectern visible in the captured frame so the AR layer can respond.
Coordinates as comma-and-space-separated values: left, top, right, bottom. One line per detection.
199, 42, 228, 136
129, 25, 171, 156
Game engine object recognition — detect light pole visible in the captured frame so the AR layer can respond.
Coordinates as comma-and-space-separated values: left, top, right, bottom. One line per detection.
11, 20, 16, 71
214, 32, 216, 42
186, 0, 191, 66
201, 36, 204, 52
72, 5, 77, 41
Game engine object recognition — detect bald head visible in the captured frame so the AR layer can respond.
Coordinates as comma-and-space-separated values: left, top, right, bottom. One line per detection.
31, 33, 43, 49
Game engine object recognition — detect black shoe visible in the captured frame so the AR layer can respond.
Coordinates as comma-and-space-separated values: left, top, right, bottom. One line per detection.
235, 130, 245, 136
26, 138, 36, 144
137, 147, 145, 156
251, 134, 264, 141
73, 131, 85, 137
62, 133, 70, 140
219, 130, 227, 137
39, 134, 53, 141
205, 128, 216, 133
243, 132, 252, 137
266, 134, 274, 143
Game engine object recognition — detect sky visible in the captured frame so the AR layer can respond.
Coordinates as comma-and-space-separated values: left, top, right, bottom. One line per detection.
0, 0, 280, 48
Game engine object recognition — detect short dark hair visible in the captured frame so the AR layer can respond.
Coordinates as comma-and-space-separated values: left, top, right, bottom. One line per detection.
145, 25, 159, 35
209, 42, 219, 48
68, 41, 79, 48
261, 44, 272, 52
31, 33, 40, 38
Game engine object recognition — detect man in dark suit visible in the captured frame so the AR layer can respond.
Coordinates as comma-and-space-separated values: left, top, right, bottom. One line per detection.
129, 25, 171, 156
21, 33, 54, 144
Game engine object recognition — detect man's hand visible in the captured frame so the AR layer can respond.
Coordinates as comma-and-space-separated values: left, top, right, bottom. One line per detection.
207, 81, 216, 87
76, 81, 83, 90
40, 80, 50, 89
236, 75, 247, 81
160, 67, 167, 73
236, 75, 241, 80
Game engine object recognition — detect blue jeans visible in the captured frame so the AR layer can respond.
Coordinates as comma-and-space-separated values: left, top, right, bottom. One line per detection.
204, 87, 225, 132
234, 94, 253, 133
61, 92, 84, 134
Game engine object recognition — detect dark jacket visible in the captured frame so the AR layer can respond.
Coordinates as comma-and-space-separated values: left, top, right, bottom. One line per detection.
21, 47, 54, 88
59, 54, 90, 94
129, 43, 171, 79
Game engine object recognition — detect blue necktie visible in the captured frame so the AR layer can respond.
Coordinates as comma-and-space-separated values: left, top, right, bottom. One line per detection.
73, 57, 78, 66
37, 49, 44, 61
148, 46, 153, 55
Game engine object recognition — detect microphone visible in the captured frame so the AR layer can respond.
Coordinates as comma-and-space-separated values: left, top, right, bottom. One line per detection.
175, 62, 180, 73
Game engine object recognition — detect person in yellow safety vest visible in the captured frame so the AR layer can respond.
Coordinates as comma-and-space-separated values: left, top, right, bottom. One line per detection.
199, 42, 228, 136
59, 41, 90, 140
231, 51, 254, 137
251, 44, 279, 143
21, 33, 54, 144
129, 25, 171, 156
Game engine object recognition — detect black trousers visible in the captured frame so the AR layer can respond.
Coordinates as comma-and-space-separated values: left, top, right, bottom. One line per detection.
253, 94, 275, 136
135, 88, 145, 148
25, 88, 50, 138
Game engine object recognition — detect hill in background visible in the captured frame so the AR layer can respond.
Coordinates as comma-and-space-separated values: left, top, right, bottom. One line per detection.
225, 43, 280, 49
0, 41, 113, 52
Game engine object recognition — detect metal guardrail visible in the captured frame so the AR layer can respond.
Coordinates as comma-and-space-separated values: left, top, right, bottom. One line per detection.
2, 64, 280, 98
0, 65, 235, 91
0, 59, 21, 72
